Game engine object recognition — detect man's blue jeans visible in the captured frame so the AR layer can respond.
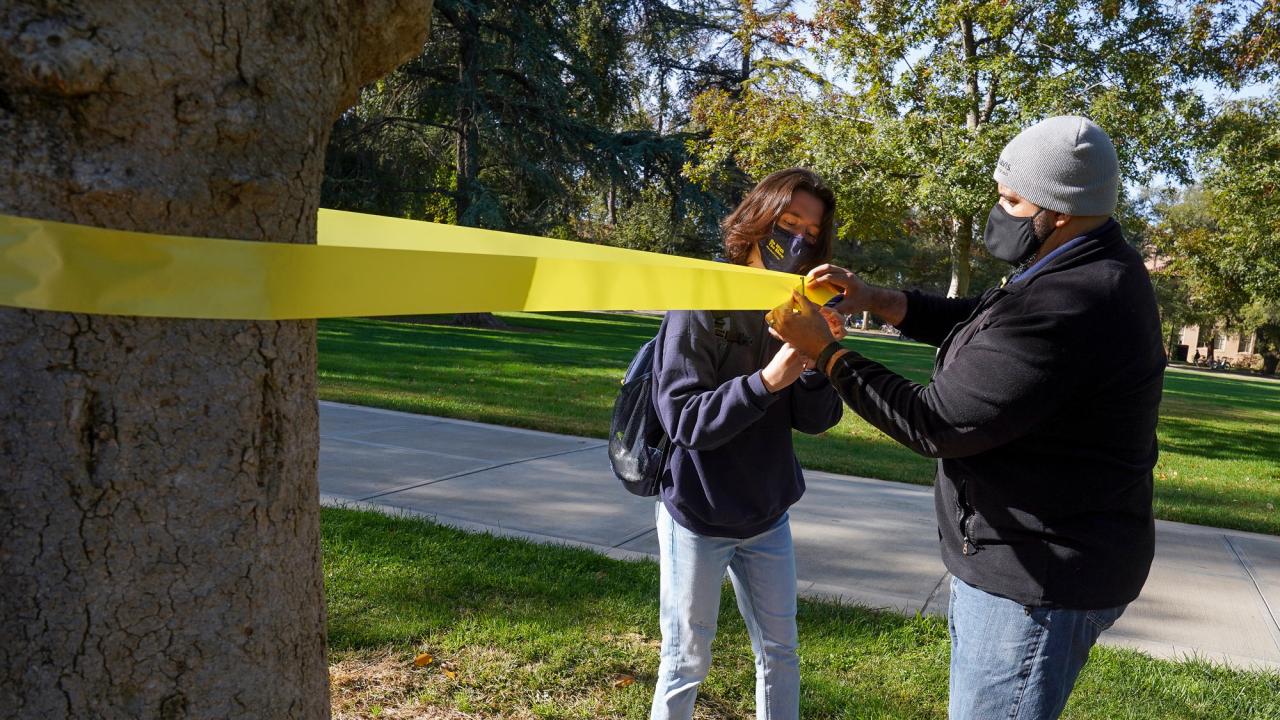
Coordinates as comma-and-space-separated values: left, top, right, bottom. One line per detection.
948, 576, 1127, 720
650, 502, 799, 720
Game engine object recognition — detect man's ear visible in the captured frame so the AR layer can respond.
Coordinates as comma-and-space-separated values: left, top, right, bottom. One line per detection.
1053, 212, 1073, 228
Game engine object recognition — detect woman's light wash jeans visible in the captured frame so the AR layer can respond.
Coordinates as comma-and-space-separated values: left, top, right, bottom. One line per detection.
650, 502, 799, 720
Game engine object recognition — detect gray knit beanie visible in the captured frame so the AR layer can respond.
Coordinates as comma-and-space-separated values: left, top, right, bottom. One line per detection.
992, 116, 1119, 216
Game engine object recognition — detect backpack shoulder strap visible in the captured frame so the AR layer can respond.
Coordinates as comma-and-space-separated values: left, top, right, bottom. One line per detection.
710, 311, 753, 347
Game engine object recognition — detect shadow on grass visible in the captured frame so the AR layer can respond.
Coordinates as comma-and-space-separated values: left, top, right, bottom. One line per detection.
1157, 415, 1280, 463
322, 506, 950, 718
1150, 476, 1280, 535
319, 314, 1280, 535
1161, 372, 1280, 417
320, 320, 639, 371
322, 508, 1280, 720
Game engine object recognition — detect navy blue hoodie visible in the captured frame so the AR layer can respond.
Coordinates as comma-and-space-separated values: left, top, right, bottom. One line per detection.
651, 309, 843, 538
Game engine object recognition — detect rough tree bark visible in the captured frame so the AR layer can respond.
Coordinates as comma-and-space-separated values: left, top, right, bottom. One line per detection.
0, 2, 431, 718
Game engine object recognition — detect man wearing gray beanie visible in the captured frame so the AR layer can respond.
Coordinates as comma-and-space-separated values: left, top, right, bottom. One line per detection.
769, 116, 1165, 720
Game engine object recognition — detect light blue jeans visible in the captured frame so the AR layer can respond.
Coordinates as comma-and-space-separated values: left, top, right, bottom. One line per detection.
650, 502, 800, 720
948, 576, 1127, 720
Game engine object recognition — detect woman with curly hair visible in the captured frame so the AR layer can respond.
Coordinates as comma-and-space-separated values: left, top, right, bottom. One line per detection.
648, 168, 846, 720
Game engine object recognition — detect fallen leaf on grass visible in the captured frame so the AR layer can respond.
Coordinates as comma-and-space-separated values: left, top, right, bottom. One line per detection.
611, 673, 635, 689
441, 661, 459, 680
413, 653, 434, 667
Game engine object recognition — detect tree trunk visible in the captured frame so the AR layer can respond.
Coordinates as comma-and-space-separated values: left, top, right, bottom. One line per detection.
948, 215, 974, 298
949, 16, 980, 299
607, 178, 618, 226
455, 7, 481, 226
0, 3, 431, 718
447, 8, 503, 327
372, 313, 507, 329
960, 17, 980, 133
450, 313, 510, 329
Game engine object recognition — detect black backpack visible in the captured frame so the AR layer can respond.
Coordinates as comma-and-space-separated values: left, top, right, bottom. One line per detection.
608, 312, 751, 496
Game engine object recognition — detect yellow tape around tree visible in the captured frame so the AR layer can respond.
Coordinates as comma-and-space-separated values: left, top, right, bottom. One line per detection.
0, 209, 833, 320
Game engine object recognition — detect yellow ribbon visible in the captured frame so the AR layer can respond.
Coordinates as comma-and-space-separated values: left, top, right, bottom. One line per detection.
0, 209, 833, 320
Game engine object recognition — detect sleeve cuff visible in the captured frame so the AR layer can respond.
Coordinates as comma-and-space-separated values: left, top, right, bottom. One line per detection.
827, 348, 860, 379
797, 369, 829, 389
893, 289, 926, 338
746, 370, 781, 409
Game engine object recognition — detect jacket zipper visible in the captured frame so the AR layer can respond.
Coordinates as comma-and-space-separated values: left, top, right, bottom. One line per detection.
957, 478, 980, 556
962, 513, 980, 555
938, 296, 1003, 558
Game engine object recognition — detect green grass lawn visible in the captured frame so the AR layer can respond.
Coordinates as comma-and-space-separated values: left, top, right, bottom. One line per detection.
323, 506, 1280, 719
317, 312, 1280, 535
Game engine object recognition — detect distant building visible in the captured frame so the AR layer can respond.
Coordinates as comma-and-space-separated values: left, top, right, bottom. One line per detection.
1143, 252, 1260, 367
1179, 325, 1258, 364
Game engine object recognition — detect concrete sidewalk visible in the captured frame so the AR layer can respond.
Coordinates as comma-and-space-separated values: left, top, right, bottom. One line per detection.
318, 401, 1280, 673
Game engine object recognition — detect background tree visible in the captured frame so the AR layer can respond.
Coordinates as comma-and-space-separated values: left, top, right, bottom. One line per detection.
326, 0, 632, 233
1239, 298, 1280, 374
0, 2, 431, 717
692, 0, 1225, 296
1154, 92, 1280, 373
578, 1, 817, 257
321, 1, 827, 266
1195, 93, 1280, 304
322, 0, 726, 319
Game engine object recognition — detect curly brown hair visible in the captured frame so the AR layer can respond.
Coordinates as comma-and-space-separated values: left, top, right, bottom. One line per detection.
721, 167, 836, 271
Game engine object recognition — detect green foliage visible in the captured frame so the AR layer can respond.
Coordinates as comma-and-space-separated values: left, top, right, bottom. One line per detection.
1202, 0, 1280, 86
1240, 298, 1280, 374
322, 0, 782, 256
603, 188, 722, 257
688, 0, 1230, 295
1152, 93, 1280, 371
318, 0, 1277, 327
1198, 94, 1280, 304
323, 0, 644, 233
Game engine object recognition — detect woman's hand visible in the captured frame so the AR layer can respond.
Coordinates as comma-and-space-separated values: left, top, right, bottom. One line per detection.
820, 307, 848, 341
760, 342, 811, 393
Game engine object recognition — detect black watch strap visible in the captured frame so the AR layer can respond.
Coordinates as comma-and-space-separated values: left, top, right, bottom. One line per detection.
816, 341, 844, 374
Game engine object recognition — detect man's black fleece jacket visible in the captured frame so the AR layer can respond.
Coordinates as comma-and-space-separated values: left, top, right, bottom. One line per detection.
826, 220, 1165, 608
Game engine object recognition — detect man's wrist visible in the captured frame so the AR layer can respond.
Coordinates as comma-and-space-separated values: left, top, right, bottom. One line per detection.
868, 286, 908, 326
824, 348, 851, 375
815, 341, 844, 375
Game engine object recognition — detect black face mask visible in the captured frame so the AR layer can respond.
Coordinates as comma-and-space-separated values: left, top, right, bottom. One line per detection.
758, 223, 821, 274
983, 203, 1049, 266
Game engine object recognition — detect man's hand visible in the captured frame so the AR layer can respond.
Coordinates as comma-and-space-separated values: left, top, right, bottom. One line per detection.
807, 264, 908, 327
767, 291, 836, 361
808, 264, 871, 315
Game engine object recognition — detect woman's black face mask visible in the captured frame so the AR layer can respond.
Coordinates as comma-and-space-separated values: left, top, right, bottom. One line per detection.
759, 223, 821, 274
